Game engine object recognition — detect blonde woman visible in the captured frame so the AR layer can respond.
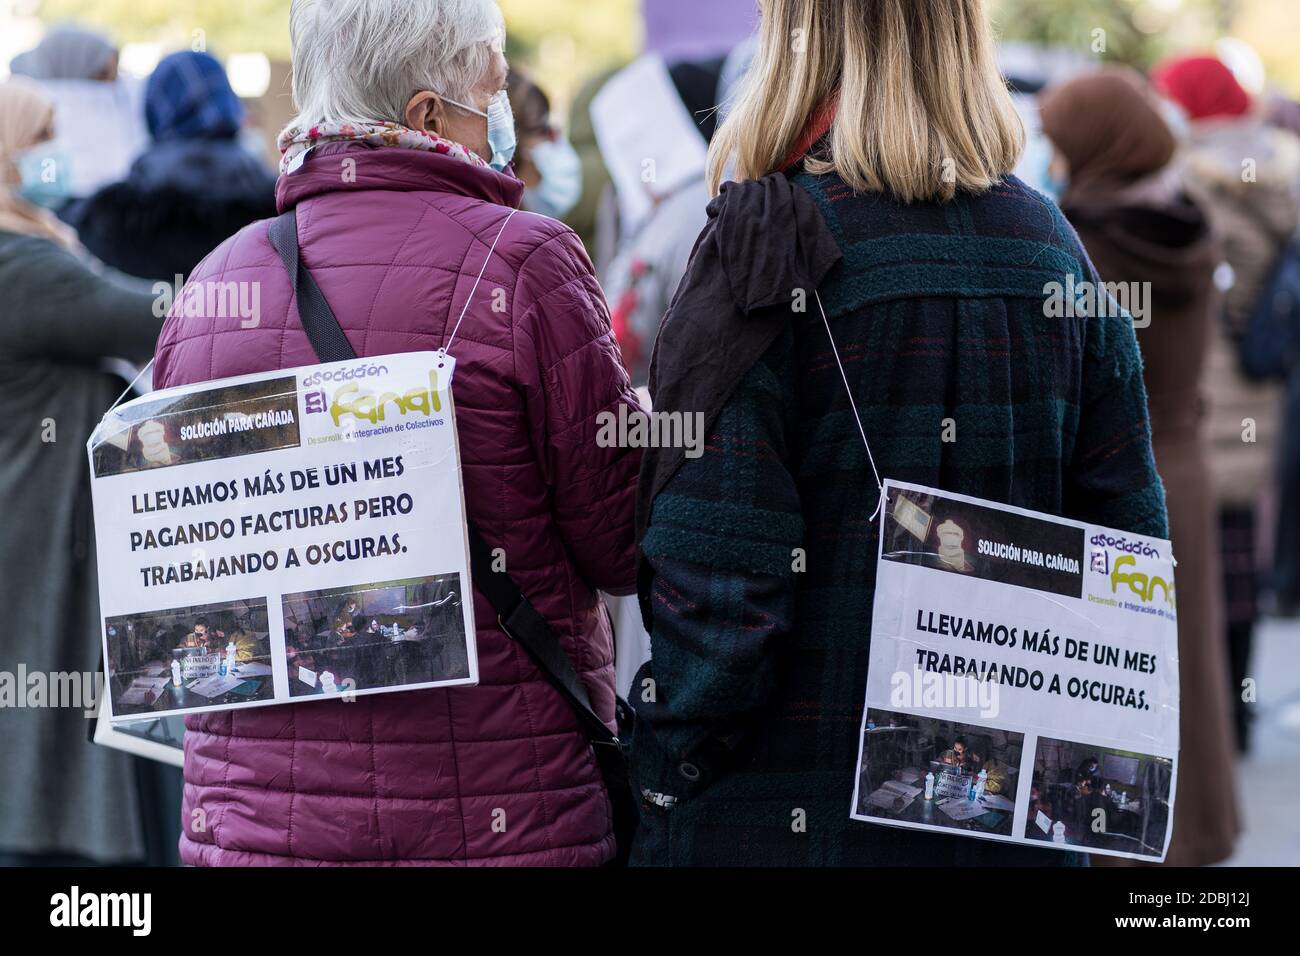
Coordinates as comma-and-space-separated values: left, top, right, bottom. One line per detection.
630, 0, 1166, 865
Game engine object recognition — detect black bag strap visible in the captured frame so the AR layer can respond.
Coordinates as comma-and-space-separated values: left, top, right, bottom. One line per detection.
266, 210, 619, 749
267, 210, 358, 365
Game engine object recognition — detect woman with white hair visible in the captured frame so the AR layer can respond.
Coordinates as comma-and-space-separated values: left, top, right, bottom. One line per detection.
152, 0, 642, 866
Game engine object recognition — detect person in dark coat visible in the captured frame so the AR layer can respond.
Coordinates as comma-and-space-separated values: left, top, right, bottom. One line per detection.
0, 79, 166, 865
1153, 54, 1300, 753
1041, 66, 1240, 867
66, 50, 276, 282
629, 0, 1168, 866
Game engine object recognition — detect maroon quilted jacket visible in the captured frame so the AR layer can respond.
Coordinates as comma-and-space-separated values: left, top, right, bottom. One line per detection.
152, 142, 641, 866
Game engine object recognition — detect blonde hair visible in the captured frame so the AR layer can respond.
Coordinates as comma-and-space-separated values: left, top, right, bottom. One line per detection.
709, 0, 1024, 202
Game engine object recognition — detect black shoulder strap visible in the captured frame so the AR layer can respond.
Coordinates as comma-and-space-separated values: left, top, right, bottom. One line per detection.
265, 210, 617, 747
268, 210, 358, 364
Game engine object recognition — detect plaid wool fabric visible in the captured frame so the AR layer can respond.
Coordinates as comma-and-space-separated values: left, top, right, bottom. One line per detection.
630, 173, 1168, 866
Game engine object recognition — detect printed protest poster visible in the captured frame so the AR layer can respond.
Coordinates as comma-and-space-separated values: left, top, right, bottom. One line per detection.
87, 351, 477, 722
850, 480, 1179, 861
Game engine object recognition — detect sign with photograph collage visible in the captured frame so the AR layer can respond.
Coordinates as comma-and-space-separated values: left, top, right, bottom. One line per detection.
851, 480, 1180, 862
87, 352, 478, 722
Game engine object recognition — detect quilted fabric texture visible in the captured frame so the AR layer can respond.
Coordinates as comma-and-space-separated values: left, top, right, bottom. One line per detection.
153, 142, 641, 865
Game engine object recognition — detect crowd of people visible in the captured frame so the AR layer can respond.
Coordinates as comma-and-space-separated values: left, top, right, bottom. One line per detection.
1, 0, 1299, 868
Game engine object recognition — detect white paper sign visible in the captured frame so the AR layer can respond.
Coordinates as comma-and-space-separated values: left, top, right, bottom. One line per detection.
850, 480, 1179, 862
590, 53, 709, 239
18, 78, 148, 198
88, 351, 478, 722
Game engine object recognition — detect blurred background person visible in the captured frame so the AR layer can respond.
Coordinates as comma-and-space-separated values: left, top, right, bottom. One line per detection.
564, 0, 757, 259
66, 50, 277, 282
1153, 53, 1300, 754
1249, 88, 1300, 622
995, 42, 1095, 196
8, 22, 118, 82
595, 55, 724, 387
0, 78, 170, 867
507, 69, 582, 221
7, 23, 147, 214
586, 53, 730, 697
564, 66, 622, 260
631, 0, 1166, 866
1040, 66, 1239, 866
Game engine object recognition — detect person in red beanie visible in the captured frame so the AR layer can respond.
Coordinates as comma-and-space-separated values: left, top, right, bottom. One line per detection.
1153, 52, 1300, 756
1152, 55, 1252, 122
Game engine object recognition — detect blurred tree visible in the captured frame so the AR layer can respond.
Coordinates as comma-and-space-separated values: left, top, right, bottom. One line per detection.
991, 0, 1222, 68
35, 0, 294, 58
33, 0, 641, 117
991, 0, 1297, 94
32, 0, 1295, 103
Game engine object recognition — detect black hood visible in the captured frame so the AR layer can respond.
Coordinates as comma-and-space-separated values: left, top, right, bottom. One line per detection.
637, 173, 842, 540
1063, 190, 1218, 308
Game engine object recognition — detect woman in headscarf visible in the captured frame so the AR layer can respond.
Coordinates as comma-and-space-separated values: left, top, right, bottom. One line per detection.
0, 83, 78, 249
1041, 66, 1240, 867
67, 51, 277, 282
0, 79, 166, 866
9, 23, 118, 82
7, 24, 141, 212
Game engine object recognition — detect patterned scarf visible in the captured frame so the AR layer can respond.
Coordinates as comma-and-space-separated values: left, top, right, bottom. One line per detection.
278, 120, 488, 175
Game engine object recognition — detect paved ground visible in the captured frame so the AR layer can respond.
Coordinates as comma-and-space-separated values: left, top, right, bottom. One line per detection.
1222, 616, 1300, 866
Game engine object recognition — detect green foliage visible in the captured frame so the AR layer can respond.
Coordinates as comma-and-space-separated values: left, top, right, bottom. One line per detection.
33, 0, 1296, 102
990, 0, 1224, 68
34, 0, 640, 88
36, 0, 295, 58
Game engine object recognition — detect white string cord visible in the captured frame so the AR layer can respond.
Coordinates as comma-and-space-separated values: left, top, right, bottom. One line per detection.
443, 208, 518, 355
816, 290, 884, 520
108, 358, 156, 412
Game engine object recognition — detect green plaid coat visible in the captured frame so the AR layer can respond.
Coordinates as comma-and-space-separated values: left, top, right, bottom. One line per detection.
630, 172, 1168, 866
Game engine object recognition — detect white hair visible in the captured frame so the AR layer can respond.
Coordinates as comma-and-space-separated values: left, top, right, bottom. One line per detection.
286, 0, 504, 129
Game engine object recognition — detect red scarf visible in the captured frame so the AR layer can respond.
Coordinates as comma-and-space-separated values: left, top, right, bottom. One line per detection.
780, 94, 839, 172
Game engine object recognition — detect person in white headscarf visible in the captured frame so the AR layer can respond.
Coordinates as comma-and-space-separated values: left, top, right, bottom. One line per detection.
9, 24, 118, 82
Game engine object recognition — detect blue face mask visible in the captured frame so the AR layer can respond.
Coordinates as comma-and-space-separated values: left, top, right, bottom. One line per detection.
443, 90, 517, 172
1022, 136, 1065, 201
1043, 163, 1068, 202
17, 148, 73, 208
523, 137, 582, 220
